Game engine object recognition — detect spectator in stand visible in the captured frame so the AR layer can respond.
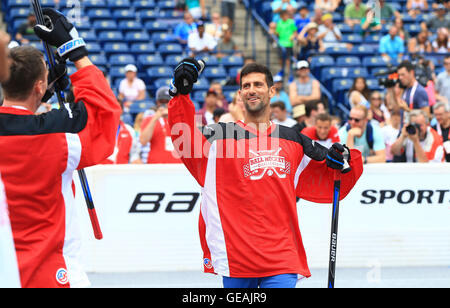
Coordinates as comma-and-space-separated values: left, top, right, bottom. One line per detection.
196, 89, 219, 126
318, 13, 351, 50
331, 115, 342, 129
291, 103, 306, 132
15, 12, 37, 44
368, 91, 391, 128
311, 7, 324, 28
140, 86, 181, 164
270, 101, 297, 127
344, 0, 367, 27
348, 76, 371, 109
421, 4, 450, 33
294, 99, 326, 132
219, 91, 245, 123
432, 27, 450, 53
431, 102, 450, 162
408, 30, 432, 54
215, 24, 242, 59
118, 64, 146, 111
294, 5, 311, 34
395, 60, 430, 120
275, 9, 298, 78
289, 60, 321, 107
209, 81, 229, 110
213, 107, 226, 123
394, 17, 410, 43
435, 55, 450, 105
269, 0, 298, 35
297, 22, 325, 61
391, 109, 445, 162
381, 109, 401, 162
339, 105, 386, 164
315, 0, 339, 13
186, 0, 206, 20
271, 74, 292, 114
188, 20, 217, 57
378, 0, 400, 24
379, 25, 405, 63
407, 0, 429, 19
301, 112, 340, 148
102, 101, 142, 164
360, 8, 382, 37
174, 11, 197, 48
205, 12, 223, 43
221, 0, 237, 30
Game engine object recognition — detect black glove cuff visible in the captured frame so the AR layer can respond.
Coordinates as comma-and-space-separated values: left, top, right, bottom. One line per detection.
68, 46, 88, 62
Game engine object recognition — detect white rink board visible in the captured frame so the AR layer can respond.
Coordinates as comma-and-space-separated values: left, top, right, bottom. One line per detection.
74, 163, 450, 273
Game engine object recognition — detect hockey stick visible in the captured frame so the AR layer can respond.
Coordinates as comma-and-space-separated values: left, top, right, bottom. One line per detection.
30, 0, 103, 240
327, 170, 341, 288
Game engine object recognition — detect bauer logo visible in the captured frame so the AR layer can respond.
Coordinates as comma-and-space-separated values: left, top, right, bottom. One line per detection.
56, 268, 69, 285
58, 38, 84, 56
203, 258, 213, 269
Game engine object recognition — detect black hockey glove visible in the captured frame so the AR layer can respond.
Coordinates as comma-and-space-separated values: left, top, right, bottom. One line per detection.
42, 54, 69, 102
34, 8, 88, 62
169, 58, 205, 96
326, 143, 351, 173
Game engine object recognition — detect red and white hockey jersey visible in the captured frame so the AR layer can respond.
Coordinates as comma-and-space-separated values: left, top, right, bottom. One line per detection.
301, 125, 340, 148
169, 94, 363, 278
0, 65, 121, 287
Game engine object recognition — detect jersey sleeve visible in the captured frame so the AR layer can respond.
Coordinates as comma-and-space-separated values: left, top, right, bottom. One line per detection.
168, 94, 212, 187
295, 134, 364, 203
70, 65, 121, 169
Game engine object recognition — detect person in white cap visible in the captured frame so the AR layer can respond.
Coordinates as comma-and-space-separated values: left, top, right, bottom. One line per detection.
118, 63, 146, 110
289, 60, 321, 108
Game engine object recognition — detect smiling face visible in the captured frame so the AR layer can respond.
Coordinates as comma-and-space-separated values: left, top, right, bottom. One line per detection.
239, 72, 275, 117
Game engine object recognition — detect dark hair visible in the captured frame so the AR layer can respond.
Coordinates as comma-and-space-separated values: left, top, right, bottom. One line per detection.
270, 101, 286, 111
316, 112, 331, 122
305, 99, 322, 117
397, 60, 415, 72
239, 63, 273, 89
348, 77, 371, 101
2, 46, 46, 101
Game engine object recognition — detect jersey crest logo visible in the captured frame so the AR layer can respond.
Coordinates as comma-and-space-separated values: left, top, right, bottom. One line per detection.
243, 148, 291, 180
203, 258, 213, 269
56, 268, 69, 285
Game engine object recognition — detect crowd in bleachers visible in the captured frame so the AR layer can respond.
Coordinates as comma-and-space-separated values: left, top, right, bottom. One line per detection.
0, 0, 449, 164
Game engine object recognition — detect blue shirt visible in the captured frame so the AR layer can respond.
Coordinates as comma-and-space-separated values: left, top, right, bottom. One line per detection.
271, 91, 292, 113
338, 123, 385, 159
378, 34, 404, 59
294, 17, 310, 33
174, 22, 197, 42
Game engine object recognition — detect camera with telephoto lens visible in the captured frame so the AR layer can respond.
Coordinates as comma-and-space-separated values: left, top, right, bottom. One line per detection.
406, 123, 421, 135
375, 64, 400, 88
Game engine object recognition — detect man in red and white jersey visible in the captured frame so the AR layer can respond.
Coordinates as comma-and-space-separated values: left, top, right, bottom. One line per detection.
301, 113, 340, 148
0, 9, 121, 287
168, 59, 363, 288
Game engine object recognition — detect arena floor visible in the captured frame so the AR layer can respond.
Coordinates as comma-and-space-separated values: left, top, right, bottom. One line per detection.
87, 266, 450, 288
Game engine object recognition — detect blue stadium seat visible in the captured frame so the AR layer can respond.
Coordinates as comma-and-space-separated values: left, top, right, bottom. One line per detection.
362, 56, 389, 68
346, 67, 369, 79
7, 8, 29, 24
153, 78, 172, 89
310, 55, 334, 79
158, 10, 184, 19
193, 77, 210, 91
151, 32, 179, 45
404, 24, 421, 36
145, 20, 170, 32
98, 31, 124, 43
165, 55, 184, 67
146, 66, 172, 81
365, 78, 381, 90
109, 54, 136, 66
221, 55, 244, 68
341, 34, 362, 45
107, 0, 131, 9
129, 100, 156, 115
203, 66, 227, 81
112, 9, 137, 21
198, 55, 219, 66
41, 0, 68, 7
85, 42, 102, 54
137, 54, 164, 67
325, 46, 349, 58
332, 78, 353, 103
364, 34, 383, 44
158, 0, 176, 10
336, 56, 361, 67
157, 43, 183, 56
130, 43, 156, 55
133, 0, 156, 10
93, 20, 118, 32
109, 66, 127, 82
321, 67, 345, 89
117, 20, 143, 33
125, 32, 151, 43
83, 0, 109, 9
104, 42, 130, 55
7, 0, 29, 9
87, 9, 112, 20
78, 30, 98, 42
89, 54, 108, 67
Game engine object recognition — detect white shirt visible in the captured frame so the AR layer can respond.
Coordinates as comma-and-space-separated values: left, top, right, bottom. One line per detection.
188, 32, 217, 52
273, 117, 297, 128
119, 78, 146, 102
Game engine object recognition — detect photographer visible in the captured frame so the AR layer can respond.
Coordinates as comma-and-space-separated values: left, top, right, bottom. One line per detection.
395, 60, 431, 119
391, 110, 444, 162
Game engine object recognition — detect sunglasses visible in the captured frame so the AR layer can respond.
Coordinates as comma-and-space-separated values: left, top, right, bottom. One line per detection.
371, 97, 382, 100
348, 117, 363, 123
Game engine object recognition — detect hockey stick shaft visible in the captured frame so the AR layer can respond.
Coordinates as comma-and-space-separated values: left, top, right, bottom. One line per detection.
31, 0, 102, 240
328, 170, 341, 288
